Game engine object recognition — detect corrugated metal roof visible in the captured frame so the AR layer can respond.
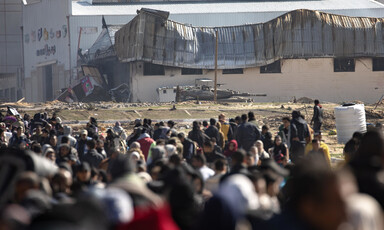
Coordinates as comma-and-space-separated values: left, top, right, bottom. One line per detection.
72, 0, 384, 16
115, 9, 384, 69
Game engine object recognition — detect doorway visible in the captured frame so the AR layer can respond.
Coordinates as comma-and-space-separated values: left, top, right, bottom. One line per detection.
44, 65, 53, 101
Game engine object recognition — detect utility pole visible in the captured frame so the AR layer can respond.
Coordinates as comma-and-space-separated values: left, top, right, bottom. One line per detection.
214, 29, 218, 103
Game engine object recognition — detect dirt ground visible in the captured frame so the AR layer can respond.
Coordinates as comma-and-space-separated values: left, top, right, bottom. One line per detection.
3, 98, 384, 159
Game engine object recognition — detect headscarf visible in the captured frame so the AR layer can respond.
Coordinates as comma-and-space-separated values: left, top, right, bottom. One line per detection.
224, 140, 238, 157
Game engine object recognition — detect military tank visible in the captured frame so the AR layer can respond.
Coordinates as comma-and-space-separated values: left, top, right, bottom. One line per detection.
177, 79, 266, 101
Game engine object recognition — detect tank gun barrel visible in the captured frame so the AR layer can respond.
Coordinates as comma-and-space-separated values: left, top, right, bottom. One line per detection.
232, 93, 267, 97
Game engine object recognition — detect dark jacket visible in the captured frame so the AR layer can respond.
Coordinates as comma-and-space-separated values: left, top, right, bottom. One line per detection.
182, 138, 196, 162
236, 122, 261, 152
290, 118, 310, 144
205, 125, 220, 143
312, 105, 323, 123
9, 134, 28, 149
82, 149, 104, 168
188, 129, 209, 148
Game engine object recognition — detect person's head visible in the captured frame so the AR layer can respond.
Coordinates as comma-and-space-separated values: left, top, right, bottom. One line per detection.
289, 156, 346, 230
86, 139, 96, 150
76, 162, 91, 182
218, 114, 226, 123
32, 143, 42, 155
90, 117, 97, 125
292, 110, 301, 119
231, 149, 246, 166
235, 116, 241, 124
214, 159, 227, 173
14, 172, 40, 203
228, 140, 238, 151
130, 151, 140, 163
255, 140, 264, 153
16, 126, 23, 136
80, 129, 88, 140
241, 114, 248, 122
246, 152, 255, 166
209, 118, 216, 126
202, 120, 208, 127
44, 148, 56, 162
55, 117, 62, 124
354, 130, 384, 166
51, 169, 73, 195
0, 122, 6, 131
248, 111, 255, 120
191, 154, 206, 169
108, 154, 134, 181
314, 99, 320, 105
312, 139, 320, 151
262, 125, 269, 134
177, 132, 185, 142
215, 122, 222, 130
59, 144, 71, 157
45, 123, 52, 131
274, 135, 282, 146
96, 139, 104, 149
49, 135, 57, 146
130, 141, 141, 149
352, 131, 363, 143
41, 129, 49, 137
35, 125, 42, 133
192, 121, 201, 131
343, 139, 357, 162
249, 145, 259, 161
210, 137, 217, 146
203, 141, 214, 154
167, 120, 175, 128
282, 117, 290, 128
61, 136, 69, 145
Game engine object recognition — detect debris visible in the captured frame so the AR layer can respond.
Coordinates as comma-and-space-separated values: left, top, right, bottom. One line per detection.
16, 97, 25, 103
134, 110, 142, 117
296, 97, 314, 104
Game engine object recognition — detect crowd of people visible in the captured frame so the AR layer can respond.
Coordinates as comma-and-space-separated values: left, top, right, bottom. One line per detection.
0, 100, 383, 230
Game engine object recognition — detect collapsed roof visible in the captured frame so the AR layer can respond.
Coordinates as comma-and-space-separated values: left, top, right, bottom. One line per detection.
115, 8, 384, 69
88, 23, 123, 61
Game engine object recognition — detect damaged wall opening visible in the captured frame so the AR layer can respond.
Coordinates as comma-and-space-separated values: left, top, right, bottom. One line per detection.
222, 68, 243, 74
260, 60, 281, 74
334, 58, 355, 72
144, 63, 165, 76
372, 57, 384, 71
181, 68, 203, 75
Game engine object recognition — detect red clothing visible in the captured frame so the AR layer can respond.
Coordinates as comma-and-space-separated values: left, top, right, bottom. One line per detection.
224, 140, 238, 157
137, 136, 154, 160
117, 204, 179, 230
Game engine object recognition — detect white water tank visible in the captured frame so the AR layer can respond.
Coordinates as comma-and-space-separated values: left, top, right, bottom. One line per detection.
334, 104, 366, 144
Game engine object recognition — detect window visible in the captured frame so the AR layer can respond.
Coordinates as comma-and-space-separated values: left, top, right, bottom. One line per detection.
163, 90, 167, 94
181, 68, 203, 75
260, 60, 281, 73
334, 58, 355, 72
222, 68, 243, 74
144, 63, 165, 76
173, 89, 177, 93
372, 58, 384, 71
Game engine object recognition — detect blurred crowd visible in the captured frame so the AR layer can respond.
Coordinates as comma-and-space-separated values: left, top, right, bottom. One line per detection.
0, 102, 383, 230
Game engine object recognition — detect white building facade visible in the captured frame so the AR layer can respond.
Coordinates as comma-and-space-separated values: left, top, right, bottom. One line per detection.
1, 0, 23, 102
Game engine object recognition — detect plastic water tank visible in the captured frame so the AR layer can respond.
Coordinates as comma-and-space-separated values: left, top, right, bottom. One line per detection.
334, 104, 366, 144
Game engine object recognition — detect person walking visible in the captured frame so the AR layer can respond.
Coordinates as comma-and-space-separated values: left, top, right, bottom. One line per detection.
311, 99, 324, 133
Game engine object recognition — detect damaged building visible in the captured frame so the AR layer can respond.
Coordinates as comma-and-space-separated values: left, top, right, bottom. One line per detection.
21, 0, 384, 102
115, 8, 384, 104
